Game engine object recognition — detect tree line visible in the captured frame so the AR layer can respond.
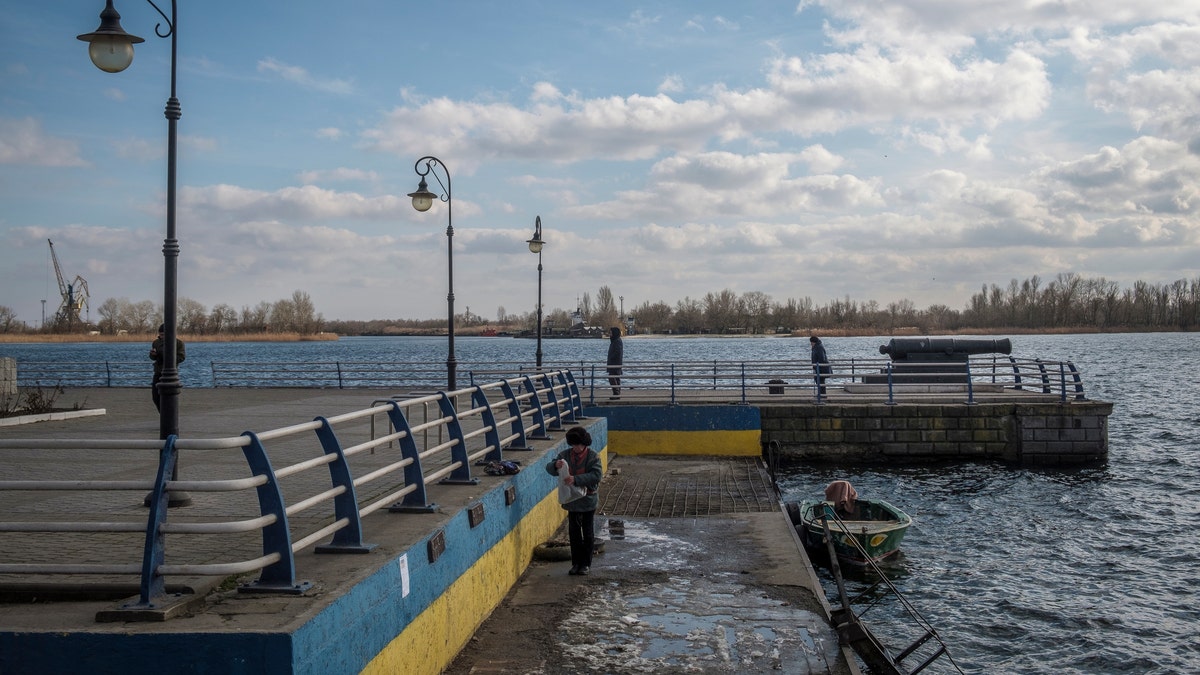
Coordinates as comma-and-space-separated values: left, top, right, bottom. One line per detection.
2, 274, 1198, 336
0, 290, 324, 335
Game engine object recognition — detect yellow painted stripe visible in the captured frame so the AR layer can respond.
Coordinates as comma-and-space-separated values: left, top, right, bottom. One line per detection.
362, 448, 607, 675
610, 430, 761, 456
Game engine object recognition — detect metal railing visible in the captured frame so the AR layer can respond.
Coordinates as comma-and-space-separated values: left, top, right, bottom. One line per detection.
0, 370, 584, 614
10, 356, 1087, 403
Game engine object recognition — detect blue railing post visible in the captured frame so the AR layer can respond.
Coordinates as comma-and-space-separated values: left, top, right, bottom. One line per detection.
471, 385, 505, 461
127, 435, 177, 609
498, 378, 532, 449
312, 418, 376, 553
739, 362, 748, 403
539, 373, 565, 432
436, 392, 479, 485
556, 370, 584, 422
237, 431, 311, 594
1009, 356, 1023, 390
384, 402, 438, 512
671, 363, 677, 405
965, 360, 976, 405
336, 362, 345, 389
886, 362, 896, 405
1035, 358, 1050, 394
521, 375, 552, 440
1067, 362, 1086, 400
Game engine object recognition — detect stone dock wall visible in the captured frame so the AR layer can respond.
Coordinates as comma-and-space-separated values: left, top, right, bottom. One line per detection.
760, 400, 1113, 466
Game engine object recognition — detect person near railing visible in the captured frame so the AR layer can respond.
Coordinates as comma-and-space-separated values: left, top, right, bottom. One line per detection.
810, 335, 831, 396
607, 326, 624, 399
149, 324, 185, 411
546, 426, 603, 576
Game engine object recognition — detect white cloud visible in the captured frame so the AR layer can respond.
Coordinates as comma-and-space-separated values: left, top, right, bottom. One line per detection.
0, 117, 87, 167
257, 57, 354, 95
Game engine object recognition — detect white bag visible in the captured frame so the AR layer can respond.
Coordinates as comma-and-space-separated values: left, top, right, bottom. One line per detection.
557, 462, 587, 504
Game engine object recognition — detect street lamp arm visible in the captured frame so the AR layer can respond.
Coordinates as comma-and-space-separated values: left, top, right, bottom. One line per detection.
413, 156, 451, 206
146, 0, 175, 38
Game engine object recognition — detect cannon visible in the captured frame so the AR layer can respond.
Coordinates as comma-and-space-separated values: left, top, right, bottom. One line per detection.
879, 337, 1011, 360
869, 337, 1012, 384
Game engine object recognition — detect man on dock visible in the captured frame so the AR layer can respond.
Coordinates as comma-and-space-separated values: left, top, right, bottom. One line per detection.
607, 326, 623, 399
149, 324, 185, 411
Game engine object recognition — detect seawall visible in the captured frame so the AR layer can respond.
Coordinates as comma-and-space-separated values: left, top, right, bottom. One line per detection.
588, 398, 1111, 466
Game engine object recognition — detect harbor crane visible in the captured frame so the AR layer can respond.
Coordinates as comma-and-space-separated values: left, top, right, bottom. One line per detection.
48, 238, 90, 330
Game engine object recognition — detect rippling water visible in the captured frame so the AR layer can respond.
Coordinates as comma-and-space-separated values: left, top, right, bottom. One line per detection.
778, 333, 1200, 674
5, 332, 1198, 672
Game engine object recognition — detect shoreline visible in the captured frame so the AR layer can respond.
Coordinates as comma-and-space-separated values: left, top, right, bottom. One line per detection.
0, 325, 1189, 345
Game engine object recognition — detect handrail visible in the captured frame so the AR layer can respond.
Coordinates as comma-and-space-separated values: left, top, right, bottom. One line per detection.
0, 369, 584, 615
11, 356, 1086, 402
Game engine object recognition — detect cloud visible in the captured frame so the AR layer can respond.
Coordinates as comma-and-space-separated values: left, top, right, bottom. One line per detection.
181, 184, 410, 222
296, 168, 381, 185
0, 117, 87, 167
257, 57, 354, 95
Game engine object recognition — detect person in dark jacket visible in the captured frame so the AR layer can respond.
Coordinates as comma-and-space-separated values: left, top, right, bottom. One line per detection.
606, 326, 623, 399
149, 323, 185, 411
810, 335, 830, 396
545, 426, 603, 576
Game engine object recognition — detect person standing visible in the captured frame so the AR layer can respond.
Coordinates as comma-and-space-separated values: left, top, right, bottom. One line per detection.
810, 335, 830, 396
607, 326, 623, 399
546, 426, 603, 576
149, 323, 185, 411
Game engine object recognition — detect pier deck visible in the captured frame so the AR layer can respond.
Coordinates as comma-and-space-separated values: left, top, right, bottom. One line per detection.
0, 388, 855, 674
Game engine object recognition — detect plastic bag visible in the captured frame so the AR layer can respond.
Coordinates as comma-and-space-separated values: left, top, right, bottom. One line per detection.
557, 462, 588, 504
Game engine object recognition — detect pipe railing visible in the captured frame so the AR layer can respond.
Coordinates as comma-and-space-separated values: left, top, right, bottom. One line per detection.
10, 356, 1086, 403
0, 369, 584, 615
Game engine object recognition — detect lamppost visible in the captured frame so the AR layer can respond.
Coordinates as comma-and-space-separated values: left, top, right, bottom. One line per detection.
78, 0, 190, 507
526, 216, 545, 369
408, 156, 457, 390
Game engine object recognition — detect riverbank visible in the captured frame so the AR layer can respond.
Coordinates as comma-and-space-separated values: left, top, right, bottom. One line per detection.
0, 331, 339, 344
2, 325, 1189, 345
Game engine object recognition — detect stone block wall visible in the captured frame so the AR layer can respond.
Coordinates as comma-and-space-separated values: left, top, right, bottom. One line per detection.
0, 357, 15, 400
760, 400, 1112, 466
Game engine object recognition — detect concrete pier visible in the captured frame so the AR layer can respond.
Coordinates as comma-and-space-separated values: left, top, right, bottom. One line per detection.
0, 388, 855, 674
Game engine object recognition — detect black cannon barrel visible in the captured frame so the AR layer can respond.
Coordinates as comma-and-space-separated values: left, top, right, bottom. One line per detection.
879, 337, 1012, 359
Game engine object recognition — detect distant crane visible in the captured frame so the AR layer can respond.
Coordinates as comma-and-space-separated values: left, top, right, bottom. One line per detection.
48, 239, 90, 331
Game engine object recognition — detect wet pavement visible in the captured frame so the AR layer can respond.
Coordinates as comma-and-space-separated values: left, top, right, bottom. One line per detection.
446, 456, 857, 675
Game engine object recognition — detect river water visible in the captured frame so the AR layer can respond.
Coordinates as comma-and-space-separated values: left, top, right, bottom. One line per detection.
3, 332, 1198, 673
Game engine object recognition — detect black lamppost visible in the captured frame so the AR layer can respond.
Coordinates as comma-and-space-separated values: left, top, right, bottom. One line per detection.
526, 216, 545, 369
408, 156, 457, 390
79, 0, 190, 506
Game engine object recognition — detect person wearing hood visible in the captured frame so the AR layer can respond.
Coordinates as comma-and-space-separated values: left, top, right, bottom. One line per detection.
607, 326, 623, 399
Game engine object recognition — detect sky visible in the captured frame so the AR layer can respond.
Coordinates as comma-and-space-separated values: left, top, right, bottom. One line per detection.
3, 1, 1200, 325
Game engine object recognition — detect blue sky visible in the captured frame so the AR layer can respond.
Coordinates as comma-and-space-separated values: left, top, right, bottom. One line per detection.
3, 1, 1199, 324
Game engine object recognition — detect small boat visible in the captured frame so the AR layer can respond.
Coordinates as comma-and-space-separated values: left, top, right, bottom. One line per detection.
787, 481, 912, 568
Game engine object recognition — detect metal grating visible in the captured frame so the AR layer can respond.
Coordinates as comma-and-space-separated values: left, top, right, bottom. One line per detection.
598, 457, 779, 517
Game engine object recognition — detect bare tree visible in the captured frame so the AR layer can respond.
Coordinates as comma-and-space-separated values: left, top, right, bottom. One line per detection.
0, 305, 18, 333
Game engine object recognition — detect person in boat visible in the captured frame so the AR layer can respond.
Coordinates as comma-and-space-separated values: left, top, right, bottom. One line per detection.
825, 480, 860, 518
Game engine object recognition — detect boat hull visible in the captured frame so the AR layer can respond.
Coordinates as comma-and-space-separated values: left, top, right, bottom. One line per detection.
789, 499, 912, 568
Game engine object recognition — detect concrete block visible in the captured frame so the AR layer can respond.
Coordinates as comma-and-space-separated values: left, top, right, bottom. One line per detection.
0, 357, 15, 399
